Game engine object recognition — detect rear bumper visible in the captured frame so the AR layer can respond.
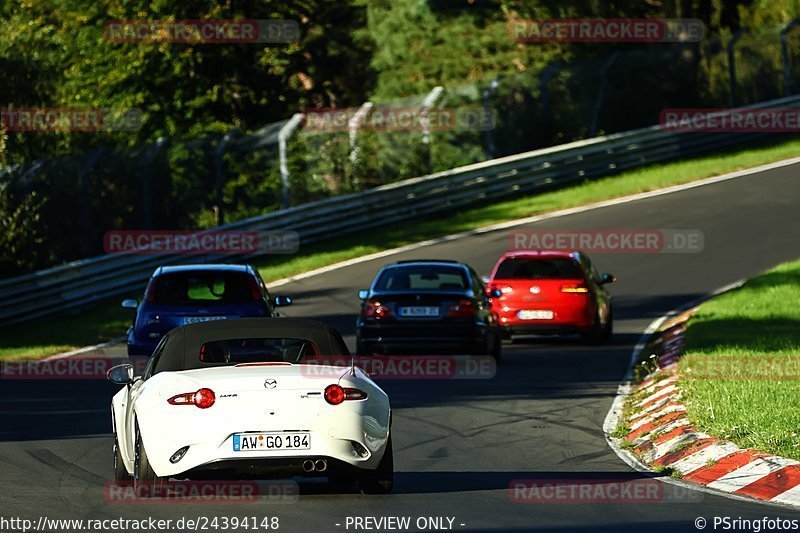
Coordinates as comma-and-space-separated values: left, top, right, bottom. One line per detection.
356, 320, 487, 354
156, 433, 387, 478
182, 456, 359, 479
138, 406, 390, 478
495, 305, 594, 334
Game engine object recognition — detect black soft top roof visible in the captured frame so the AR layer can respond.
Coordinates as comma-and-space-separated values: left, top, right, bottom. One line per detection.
153, 318, 350, 373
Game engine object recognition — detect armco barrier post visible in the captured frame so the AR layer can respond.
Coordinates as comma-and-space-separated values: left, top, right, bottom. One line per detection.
349, 101, 374, 189
278, 113, 305, 209
482, 76, 503, 159
421, 86, 445, 174
213, 130, 240, 225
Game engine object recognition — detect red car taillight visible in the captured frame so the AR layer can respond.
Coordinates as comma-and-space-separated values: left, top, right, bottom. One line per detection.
490, 284, 513, 295
362, 299, 391, 319
560, 283, 589, 293
324, 384, 368, 405
246, 277, 262, 301
168, 388, 216, 409
447, 299, 476, 318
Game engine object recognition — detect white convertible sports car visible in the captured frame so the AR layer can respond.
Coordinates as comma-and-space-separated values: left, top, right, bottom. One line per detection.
107, 318, 393, 494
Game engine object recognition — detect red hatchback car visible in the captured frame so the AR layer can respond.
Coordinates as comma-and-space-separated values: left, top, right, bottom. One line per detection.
486, 250, 615, 342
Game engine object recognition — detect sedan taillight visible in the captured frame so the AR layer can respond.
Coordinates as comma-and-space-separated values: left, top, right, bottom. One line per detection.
362, 299, 391, 319
447, 299, 476, 318
168, 388, 216, 409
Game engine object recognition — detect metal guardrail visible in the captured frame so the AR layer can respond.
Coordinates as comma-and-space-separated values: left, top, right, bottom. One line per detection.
2, 95, 799, 326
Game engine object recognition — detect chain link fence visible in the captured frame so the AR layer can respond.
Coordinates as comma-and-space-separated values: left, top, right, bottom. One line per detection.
3, 22, 800, 276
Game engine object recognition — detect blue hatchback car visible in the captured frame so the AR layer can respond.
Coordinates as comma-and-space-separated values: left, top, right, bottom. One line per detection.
122, 264, 292, 356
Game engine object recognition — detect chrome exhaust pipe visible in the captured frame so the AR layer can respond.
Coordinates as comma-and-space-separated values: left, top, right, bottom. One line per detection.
314, 459, 328, 472
302, 460, 315, 473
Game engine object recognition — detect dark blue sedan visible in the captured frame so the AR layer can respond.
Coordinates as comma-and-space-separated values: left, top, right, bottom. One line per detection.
122, 264, 292, 356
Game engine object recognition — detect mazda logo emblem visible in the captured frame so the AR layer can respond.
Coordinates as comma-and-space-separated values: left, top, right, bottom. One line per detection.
264, 379, 277, 389
529, 286, 541, 294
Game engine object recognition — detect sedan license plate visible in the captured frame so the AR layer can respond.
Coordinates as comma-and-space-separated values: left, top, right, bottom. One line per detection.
233, 432, 310, 452
182, 316, 227, 325
518, 309, 554, 320
399, 306, 440, 317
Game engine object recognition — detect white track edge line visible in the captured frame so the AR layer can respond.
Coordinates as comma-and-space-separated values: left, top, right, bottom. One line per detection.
265, 156, 800, 289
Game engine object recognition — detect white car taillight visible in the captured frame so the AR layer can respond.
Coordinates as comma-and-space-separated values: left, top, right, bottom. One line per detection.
167, 388, 216, 409
324, 384, 368, 405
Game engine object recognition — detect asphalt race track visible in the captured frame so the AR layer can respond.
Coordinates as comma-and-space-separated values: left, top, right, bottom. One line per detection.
2, 163, 800, 532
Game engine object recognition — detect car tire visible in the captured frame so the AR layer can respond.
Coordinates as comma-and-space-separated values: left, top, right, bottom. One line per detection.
133, 422, 165, 497
328, 465, 358, 486
601, 307, 613, 341
355, 340, 368, 356
114, 433, 131, 482
583, 308, 612, 344
359, 435, 393, 495
491, 333, 502, 362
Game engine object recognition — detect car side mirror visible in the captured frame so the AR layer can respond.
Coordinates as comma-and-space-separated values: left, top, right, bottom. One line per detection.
358, 290, 369, 300
121, 299, 138, 310
273, 295, 293, 307
489, 288, 503, 298
107, 364, 134, 385
600, 273, 616, 285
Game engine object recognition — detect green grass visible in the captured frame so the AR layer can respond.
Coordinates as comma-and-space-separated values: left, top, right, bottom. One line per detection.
3, 135, 800, 360
0, 302, 132, 360
679, 258, 800, 460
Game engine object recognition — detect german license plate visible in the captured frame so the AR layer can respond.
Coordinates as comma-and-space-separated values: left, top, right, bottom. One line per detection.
182, 316, 227, 325
518, 310, 554, 320
399, 306, 440, 317
233, 432, 310, 452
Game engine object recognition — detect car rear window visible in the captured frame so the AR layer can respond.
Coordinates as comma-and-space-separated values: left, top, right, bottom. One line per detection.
374, 266, 468, 291
494, 257, 583, 280
148, 271, 260, 306
199, 338, 318, 364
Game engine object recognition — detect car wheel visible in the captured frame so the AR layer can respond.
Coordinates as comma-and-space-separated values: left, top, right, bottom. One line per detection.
359, 435, 393, 495
583, 308, 611, 344
355, 340, 368, 355
133, 422, 165, 497
491, 333, 502, 362
114, 433, 131, 482
601, 307, 613, 341
328, 465, 358, 486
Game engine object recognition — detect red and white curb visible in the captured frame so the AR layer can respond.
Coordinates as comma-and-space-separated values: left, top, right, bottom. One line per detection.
605, 282, 800, 509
